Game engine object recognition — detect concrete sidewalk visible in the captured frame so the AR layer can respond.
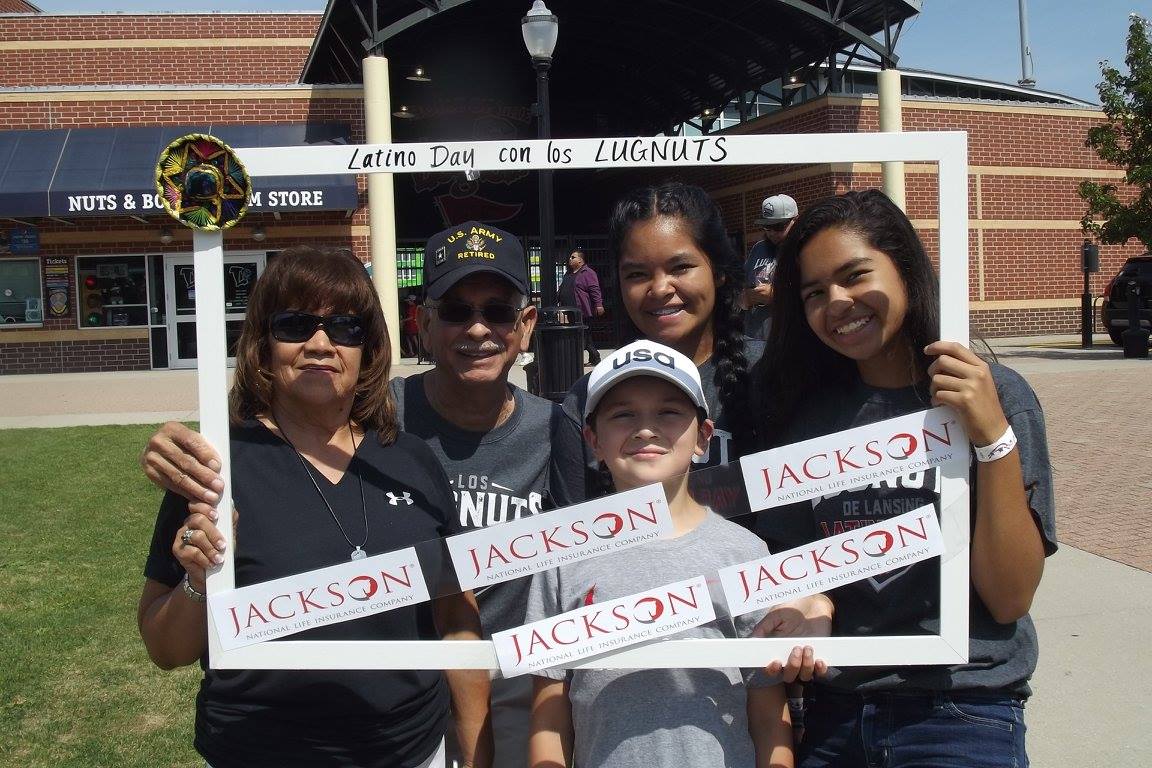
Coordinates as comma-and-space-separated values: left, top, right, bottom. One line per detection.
0, 357, 529, 429
2, 333, 1149, 766
1028, 546, 1152, 768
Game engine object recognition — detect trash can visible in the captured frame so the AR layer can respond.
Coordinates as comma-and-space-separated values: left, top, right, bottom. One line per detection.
531, 305, 586, 402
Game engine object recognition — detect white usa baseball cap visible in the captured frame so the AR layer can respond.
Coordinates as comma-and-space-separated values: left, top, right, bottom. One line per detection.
584, 340, 708, 420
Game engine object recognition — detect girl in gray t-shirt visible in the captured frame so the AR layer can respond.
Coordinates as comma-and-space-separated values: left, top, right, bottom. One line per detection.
755, 190, 1056, 768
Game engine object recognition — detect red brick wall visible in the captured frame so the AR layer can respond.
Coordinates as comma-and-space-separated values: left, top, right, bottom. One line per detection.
897, 106, 1112, 169
0, 96, 364, 131
0, 13, 320, 40
703, 97, 1147, 337
0, 12, 319, 87
971, 307, 1082, 339
0, 48, 311, 87
0, 338, 152, 375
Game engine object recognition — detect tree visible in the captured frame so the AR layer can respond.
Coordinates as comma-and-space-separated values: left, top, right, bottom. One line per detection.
1079, 14, 1152, 250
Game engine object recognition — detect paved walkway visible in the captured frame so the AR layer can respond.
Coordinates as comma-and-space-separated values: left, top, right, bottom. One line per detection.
989, 336, 1152, 573
2, 334, 1149, 766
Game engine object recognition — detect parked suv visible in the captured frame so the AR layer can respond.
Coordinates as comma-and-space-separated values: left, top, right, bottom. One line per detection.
1101, 254, 1152, 345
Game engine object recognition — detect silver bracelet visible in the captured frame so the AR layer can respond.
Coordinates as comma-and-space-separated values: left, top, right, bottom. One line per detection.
182, 574, 207, 603
974, 425, 1017, 463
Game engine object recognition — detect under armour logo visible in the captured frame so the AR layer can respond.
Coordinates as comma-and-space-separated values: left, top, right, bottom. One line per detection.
386, 491, 413, 506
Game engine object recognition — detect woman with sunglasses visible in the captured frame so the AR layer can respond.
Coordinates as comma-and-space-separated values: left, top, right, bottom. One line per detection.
138, 246, 490, 768
753, 190, 1056, 768
390, 222, 584, 768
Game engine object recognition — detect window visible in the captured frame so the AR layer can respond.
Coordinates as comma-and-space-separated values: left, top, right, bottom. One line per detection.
0, 257, 44, 326
907, 78, 935, 97
76, 255, 149, 328
397, 246, 424, 288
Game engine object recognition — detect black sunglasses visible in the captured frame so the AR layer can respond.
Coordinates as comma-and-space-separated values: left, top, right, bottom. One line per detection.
764, 221, 791, 232
431, 299, 523, 326
269, 311, 366, 346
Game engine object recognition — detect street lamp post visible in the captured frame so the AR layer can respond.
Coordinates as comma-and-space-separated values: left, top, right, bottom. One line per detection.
522, 0, 558, 307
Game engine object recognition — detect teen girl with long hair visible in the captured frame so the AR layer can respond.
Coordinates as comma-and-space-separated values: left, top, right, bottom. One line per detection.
754, 189, 1056, 767
562, 181, 758, 489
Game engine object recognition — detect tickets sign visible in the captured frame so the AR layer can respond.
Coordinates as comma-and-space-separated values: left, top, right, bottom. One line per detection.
718, 505, 945, 617
740, 407, 966, 512
209, 548, 429, 651
491, 576, 715, 677
445, 483, 673, 591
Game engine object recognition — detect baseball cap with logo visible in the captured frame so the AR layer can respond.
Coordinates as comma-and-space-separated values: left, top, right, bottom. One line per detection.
423, 221, 529, 300
584, 340, 708, 421
754, 194, 798, 226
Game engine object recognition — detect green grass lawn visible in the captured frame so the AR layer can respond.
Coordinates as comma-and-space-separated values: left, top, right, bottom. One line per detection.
0, 425, 202, 768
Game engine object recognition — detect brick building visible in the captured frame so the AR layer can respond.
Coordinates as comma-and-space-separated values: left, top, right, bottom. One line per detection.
0, 8, 1142, 374
704, 89, 1146, 339
0, 10, 367, 374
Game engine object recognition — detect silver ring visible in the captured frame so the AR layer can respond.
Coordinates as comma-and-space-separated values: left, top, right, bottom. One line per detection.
181, 528, 196, 546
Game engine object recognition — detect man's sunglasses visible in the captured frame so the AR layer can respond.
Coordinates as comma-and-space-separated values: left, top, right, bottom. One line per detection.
764, 221, 791, 232
269, 311, 366, 346
430, 299, 524, 326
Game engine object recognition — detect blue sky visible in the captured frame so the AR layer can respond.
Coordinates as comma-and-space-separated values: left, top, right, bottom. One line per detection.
897, 0, 1137, 103
29, 1, 1141, 103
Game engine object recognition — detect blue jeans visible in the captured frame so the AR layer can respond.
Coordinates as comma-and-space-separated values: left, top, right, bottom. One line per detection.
799, 686, 1028, 768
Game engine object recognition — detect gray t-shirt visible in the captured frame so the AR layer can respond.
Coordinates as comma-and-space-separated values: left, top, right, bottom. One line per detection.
390, 373, 585, 635
756, 362, 1057, 694
744, 239, 777, 340
525, 511, 776, 768
696, 337, 766, 468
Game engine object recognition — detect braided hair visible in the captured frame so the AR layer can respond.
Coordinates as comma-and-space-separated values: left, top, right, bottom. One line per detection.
608, 181, 754, 453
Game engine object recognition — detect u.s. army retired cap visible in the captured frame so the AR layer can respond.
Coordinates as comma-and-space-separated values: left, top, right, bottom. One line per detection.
423, 221, 529, 299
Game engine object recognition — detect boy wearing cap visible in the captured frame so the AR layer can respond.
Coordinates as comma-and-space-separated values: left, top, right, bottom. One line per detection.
744, 193, 798, 340
526, 340, 795, 768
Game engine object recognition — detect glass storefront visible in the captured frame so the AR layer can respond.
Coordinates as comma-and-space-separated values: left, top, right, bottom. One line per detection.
5, 248, 427, 370
76, 255, 149, 328
0, 257, 43, 326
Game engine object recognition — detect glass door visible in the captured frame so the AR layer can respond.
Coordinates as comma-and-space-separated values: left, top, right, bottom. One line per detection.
164, 253, 265, 370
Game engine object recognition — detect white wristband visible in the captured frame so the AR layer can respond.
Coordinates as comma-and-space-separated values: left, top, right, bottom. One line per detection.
974, 425, 1017, 463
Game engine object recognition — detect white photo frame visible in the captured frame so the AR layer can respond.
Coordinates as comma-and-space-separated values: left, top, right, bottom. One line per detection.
193, 130, 970, 670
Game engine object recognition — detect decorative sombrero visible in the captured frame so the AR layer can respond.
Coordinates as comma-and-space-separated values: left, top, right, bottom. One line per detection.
156, 134, 251, 231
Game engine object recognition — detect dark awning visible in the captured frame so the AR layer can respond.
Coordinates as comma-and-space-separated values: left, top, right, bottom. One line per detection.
0, 123, 359, 218
301, 1, 921, 137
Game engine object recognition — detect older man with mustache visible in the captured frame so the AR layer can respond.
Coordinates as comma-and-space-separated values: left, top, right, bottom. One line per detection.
141, 221, 584, 768
388, 221, 585, 768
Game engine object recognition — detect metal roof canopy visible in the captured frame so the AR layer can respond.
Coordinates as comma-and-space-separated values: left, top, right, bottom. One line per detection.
301, 0, 922, 136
